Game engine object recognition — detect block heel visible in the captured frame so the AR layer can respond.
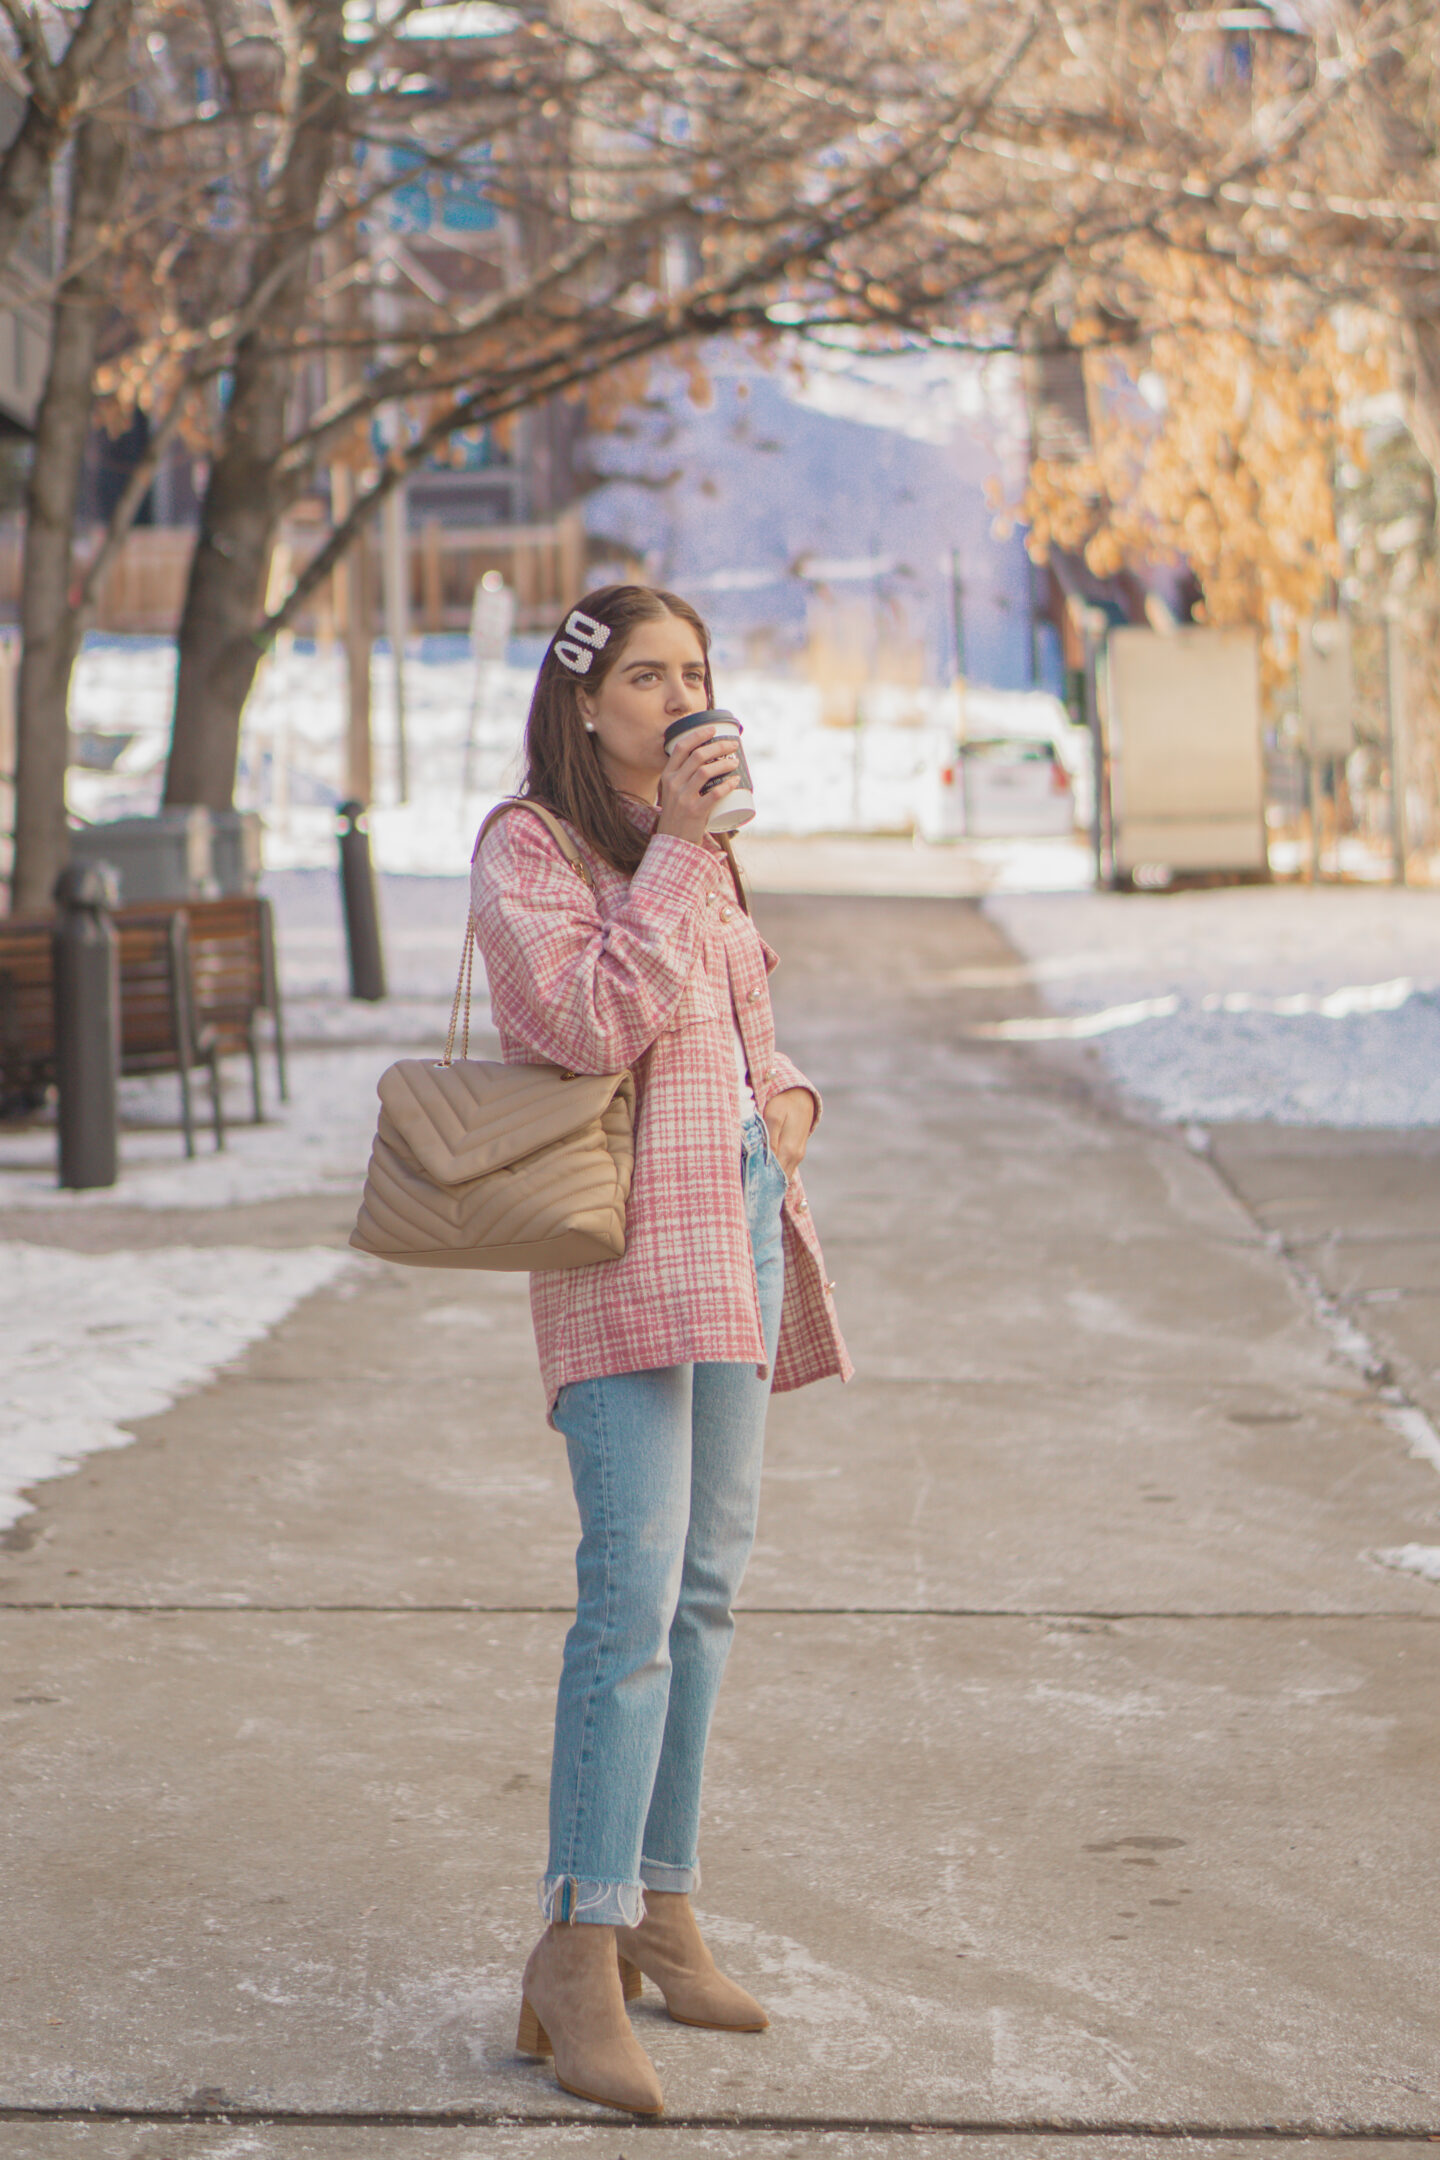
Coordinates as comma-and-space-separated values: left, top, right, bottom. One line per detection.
618, 1953, 642, 2003
515, 1995, 552, 2057
516, 1923, 664, 2115
613, 1892, 768, 2032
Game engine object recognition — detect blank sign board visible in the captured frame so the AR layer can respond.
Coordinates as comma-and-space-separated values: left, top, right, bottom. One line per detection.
1107, 626, 1266, 875
1298, 614, 1355, 760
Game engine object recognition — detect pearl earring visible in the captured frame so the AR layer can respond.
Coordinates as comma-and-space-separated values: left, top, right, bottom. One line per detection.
584, 721, 596, 733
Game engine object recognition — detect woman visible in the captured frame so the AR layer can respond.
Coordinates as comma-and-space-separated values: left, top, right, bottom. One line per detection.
472, 584, 851, 2117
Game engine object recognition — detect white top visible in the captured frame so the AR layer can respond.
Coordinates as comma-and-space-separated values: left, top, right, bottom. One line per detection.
733, 1013, 758, 1120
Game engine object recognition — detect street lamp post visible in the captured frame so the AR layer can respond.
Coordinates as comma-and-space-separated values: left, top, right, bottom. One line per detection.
949, 550, 967, 682
1383, 612, 1408, 887
53, 861, 120, 1189
337, 801, 387, 1003
1069, 598, 1110, 887
380, 460, 411, 806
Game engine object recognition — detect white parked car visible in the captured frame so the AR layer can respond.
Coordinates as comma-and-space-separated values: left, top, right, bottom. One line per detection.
935, 735, 1077, 838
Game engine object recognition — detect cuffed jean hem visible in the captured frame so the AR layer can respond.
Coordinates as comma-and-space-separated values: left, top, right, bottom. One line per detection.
639, 1855, 700, 1893
538, 1874, 645, 1927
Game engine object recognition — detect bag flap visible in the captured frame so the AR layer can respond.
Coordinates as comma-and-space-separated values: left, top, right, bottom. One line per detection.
376, 1058, 629, 1185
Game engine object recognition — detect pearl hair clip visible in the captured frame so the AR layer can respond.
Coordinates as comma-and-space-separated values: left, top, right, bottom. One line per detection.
554, 609, 611, 675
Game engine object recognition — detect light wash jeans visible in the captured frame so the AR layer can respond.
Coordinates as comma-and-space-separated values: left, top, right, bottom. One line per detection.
540, 1112, 788, 1926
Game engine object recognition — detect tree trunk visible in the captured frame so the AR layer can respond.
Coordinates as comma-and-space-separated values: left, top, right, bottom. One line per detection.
10, 112, 127, 915
1393, 312, 1440, 493
0, 0, 130, 286
163, 4, 348, 812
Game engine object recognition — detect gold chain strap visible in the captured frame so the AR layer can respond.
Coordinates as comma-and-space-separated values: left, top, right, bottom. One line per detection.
446, 801, 597, 1068
443, 910, 478, 1067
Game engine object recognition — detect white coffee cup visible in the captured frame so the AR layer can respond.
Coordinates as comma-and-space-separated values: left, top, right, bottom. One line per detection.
662, 709, 756, 833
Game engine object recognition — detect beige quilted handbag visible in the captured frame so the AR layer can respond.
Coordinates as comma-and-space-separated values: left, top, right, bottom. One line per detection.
350, 803, 635, 1271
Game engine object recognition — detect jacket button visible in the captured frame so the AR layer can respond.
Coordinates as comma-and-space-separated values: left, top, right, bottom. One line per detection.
764, 1066, 776, 1081
796, 1197, 809, 1213
746, 987, 761, 1003
824, 1278, 836, 1294
720, 905, 734, 922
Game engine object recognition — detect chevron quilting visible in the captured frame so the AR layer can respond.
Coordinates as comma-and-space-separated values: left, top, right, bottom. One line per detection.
352, 1057, 634, 1270
376, 1058, 631, 1185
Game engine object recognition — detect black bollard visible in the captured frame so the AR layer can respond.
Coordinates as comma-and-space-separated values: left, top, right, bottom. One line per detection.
52, 860, 121, 1190
337, 800, 387, 1002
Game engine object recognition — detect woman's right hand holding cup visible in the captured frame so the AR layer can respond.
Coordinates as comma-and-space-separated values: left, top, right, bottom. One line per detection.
656, 728, 739, 846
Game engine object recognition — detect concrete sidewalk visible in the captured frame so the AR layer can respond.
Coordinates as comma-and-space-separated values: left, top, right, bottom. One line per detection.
2, 892, 1438, 2157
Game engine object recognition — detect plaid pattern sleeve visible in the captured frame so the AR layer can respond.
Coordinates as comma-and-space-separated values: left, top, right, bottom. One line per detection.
473, 813, 717, 1074
767, 1050, 822, 1129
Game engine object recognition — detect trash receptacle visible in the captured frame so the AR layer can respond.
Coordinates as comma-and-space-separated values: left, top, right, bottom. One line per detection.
69, 808, 214, 903
210, 810, 263, 895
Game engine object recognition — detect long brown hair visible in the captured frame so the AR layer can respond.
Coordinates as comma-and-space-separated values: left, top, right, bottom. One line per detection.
519, 584, 715, 876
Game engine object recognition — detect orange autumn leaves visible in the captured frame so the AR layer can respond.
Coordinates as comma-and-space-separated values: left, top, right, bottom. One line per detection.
1019, 265, 1389, 692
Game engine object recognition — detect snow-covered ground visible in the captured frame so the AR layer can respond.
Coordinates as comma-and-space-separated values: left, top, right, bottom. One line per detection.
0, 886, 476, 1213
65, 637, 1086, 873
984, 884, 1440, 1127
0, 849, 499, 1211
34, 637, 1440, 1177
19, 644, 1440, 1545
0, 1042, 450, 1212
8, 865, 1439, 1223
0, 1242, 350, 1530
7, 853, 1440, 1537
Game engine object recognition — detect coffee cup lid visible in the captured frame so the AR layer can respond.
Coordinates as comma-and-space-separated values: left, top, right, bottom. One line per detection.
662, 708, 740, 745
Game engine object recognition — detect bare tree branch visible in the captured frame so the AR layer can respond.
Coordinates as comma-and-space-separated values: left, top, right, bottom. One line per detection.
0, 0, 132, 280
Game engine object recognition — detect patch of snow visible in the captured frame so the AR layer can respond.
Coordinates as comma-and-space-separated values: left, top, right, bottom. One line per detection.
1202, 977, 1414, 1017
0, 1243, 350, 1530
972, 994, 1180, 1041
1379, 1398, 1440, 1479
66, 637, 1097, 875
0, 864, 486, 1210
1204, 1209, 1440, 1576
984, 886, 1440, 1127
1276, 1250, 1393, 1389
1098, 999, 1440, 1126
1372, 1544, 1440, 1583
988, 887, 1440, 1007
0, 1036, 465, 1212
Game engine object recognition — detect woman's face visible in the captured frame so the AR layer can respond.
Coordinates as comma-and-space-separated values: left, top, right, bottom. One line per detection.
578, 611, 708, 801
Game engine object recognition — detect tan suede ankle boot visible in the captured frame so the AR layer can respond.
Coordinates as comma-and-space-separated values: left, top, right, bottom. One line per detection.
516, 1921, 664, 2115
614, 1891, 768, 2031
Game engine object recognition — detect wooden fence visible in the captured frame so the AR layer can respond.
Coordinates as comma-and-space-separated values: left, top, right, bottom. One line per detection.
0, 508, 589, 638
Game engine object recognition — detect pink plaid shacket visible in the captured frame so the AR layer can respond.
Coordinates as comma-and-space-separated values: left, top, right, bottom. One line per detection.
471, 800, 853, 1416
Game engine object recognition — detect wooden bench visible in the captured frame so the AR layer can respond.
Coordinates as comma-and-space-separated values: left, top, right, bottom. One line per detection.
168, 894, 287, 1123
0, 918, 54, 1120
0, 908, 224, 1157
118, 911, 225, 1157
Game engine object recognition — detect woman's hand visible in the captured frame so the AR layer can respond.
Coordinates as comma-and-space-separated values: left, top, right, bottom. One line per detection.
763, 1086, 815, 1180
655, 728, 740, 846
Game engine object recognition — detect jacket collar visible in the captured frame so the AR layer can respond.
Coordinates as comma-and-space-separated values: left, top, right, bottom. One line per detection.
616, 793, 722, 856
617, 794, 659, 834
